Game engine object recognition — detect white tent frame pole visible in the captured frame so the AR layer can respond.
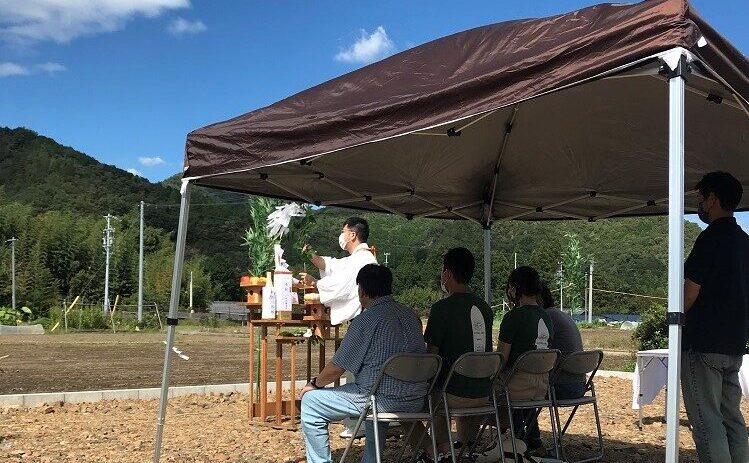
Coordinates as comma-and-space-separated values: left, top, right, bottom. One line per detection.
153, 182, 192, 463
665, 52, 687, 463
483, 227, 491, 304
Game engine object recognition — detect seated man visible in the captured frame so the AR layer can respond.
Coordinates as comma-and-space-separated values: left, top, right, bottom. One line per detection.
410, 247, 494, 463
300, 264, 428, 463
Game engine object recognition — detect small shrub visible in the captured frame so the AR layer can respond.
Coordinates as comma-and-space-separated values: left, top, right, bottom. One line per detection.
632, 303, 668, 351
396, 287, 442, 317
77, 307, 108, 330
0, 306, 32, 325
578, 320, 608, 329
30, 317, 52, 329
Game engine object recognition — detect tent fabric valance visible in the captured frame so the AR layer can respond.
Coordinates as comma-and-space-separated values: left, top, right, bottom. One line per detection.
183, 0, 748, 223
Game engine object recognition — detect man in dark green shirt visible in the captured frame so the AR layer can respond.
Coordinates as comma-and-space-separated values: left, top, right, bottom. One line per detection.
411, 248, 494, 463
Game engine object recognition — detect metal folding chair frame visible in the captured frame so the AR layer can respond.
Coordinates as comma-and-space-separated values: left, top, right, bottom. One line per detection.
550, 349, 605, 463
339, 353, 443, 463
497, 349, 561, 462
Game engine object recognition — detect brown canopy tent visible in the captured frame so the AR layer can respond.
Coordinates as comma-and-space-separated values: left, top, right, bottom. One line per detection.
153, 0, 749, 461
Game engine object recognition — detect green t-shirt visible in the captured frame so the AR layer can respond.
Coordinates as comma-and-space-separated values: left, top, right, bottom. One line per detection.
498, 304, 554, 368
424, 292, 494, 398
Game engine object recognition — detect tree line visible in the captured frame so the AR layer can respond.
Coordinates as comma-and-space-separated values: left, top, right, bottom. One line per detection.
0, 126, 702, 319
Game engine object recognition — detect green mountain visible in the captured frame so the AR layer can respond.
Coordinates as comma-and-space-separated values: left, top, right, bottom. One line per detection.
0, 126, 702, 317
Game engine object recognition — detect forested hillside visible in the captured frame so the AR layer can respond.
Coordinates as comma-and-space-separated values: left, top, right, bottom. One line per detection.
0, 127, 701, 318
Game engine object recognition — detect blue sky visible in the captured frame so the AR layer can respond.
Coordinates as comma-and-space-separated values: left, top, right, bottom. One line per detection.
0, 0, 746, 227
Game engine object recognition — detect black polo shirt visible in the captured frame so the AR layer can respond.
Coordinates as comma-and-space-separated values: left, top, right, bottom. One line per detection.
683, 217, 749, 355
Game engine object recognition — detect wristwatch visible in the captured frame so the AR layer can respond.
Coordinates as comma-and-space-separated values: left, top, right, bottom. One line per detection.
309, 377, 320, 389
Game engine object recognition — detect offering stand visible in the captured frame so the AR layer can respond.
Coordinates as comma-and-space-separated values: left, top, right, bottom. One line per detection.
246, 286, 341, 430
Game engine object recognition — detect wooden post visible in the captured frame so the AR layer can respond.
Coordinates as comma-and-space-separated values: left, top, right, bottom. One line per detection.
248, 317, 254, 419
306, 338, 312, 382
319, 337, 326, 374
275, 327, 283, 425
260, 325, 268, 421
290, 342, 297, 424
334, 325, 341, 387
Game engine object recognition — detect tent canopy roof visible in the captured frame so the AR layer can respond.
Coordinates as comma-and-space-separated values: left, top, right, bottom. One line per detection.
184, 0, 749, 224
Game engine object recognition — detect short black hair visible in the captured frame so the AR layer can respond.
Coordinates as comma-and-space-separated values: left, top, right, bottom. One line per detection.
443, 247, 475, 284
356, 264, 392, 299
695, 171, 743, 211
539, 281, 555, 309
506, 266, 542, 298
344, 217, 369, 242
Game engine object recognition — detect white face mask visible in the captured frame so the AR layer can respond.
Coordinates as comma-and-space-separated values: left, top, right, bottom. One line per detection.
338, 232, 349, 250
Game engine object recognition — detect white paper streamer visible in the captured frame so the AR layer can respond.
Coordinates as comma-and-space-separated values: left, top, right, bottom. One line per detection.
163, 341, 190, 360
267, 203, 306, 239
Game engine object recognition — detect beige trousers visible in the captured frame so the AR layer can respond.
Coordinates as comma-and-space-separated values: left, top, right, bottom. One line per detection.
408, 392, 489, 451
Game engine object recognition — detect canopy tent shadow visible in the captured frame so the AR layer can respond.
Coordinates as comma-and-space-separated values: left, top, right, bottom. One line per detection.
151, 0, 749, 462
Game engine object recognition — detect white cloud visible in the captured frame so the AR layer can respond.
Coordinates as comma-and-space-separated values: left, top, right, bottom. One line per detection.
35, 62, 66, 74
335, 26, 395, 64
0, 62, 29, 77
167, 17, 205, 35
126, 168, 143, 177
0, 61, 66, 77
138, 156, 165, 167
0, 0, 190, 45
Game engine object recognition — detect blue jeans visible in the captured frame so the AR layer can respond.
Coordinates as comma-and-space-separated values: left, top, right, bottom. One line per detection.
301, 387, 387, 463
681, 350, 748, 463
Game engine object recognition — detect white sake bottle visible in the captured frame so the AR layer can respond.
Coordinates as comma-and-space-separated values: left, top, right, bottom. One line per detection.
261, 271, 276, 319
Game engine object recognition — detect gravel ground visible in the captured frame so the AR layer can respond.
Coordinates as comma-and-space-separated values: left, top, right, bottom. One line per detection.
3, 377, 741, 462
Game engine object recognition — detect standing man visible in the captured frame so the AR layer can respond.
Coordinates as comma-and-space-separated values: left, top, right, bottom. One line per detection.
683, 171, 749, 463
303, 216, 378, 437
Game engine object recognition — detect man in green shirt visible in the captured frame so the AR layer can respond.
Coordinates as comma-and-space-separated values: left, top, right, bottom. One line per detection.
411, 248, 494, 463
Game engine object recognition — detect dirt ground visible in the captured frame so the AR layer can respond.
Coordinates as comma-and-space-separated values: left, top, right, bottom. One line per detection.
0, 327, 636, 395
1, 377, 734, 462
0, 330, 338, 395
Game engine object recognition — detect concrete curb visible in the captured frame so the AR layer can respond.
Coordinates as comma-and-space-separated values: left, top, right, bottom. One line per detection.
0, 324, 44, 335
596, 369, 634, 380
0, 379, 311, 408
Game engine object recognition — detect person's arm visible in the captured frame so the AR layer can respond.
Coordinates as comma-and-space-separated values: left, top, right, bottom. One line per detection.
683, 234, 709, 313
497, 311, 514, 370
303, 244, 326, 272
497, 341, 512, 370
299, 363, 346, 398
684, 278, 701, 312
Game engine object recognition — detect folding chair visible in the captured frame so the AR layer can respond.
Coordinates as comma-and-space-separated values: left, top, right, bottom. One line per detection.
339, 353, 442, 463
424, 351, 505, 463
551, 350, 604, 463
497, 349, 560, 462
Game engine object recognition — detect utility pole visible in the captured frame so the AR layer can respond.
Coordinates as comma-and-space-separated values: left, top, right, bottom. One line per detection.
514, 252, 517, 269
5, 238, 17, 310
189, 271, 194, 313
383, 252, 390, 267
588, 260, 594, 323
102, 214, 115, 314
137, 201, 145, 322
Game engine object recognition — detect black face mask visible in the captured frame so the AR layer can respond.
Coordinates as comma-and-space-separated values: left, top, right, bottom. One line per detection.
697, 201, 709, 225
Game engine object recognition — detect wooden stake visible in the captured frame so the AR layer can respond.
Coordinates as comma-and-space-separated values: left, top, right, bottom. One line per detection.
110, 295, 120, 334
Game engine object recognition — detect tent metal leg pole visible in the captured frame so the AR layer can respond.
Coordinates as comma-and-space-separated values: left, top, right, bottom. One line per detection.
483, 227, 491, 304
665, 54, 686, 463
153, 182, 192, 463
